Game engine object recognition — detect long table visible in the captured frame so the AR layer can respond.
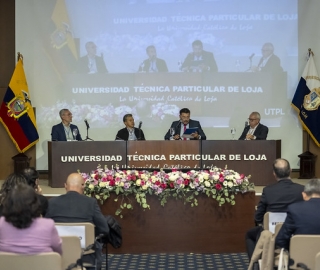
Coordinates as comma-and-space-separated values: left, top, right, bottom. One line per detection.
101, 192, 256, 253
48, 140, 281, 187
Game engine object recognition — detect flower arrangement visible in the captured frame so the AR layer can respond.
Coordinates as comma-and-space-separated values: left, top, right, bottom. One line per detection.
80, 165, 254, 218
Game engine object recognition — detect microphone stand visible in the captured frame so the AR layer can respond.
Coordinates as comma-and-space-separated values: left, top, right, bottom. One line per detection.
84, 125, 94, 141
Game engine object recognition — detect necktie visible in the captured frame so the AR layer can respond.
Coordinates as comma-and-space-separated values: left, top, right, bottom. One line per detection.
184, 124, 187, 140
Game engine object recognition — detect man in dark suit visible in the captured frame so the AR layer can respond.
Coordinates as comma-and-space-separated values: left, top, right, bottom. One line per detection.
115, 114, 145, 141
77, 41, 108, 74
239, 112, 268, 140
138, 45, 168, 72
251, 43, 283, 73
276, 178, 320, 250
51, 109, 82, 141
45, 173, 109, 237
245, 158, 304, 259
164, 108, 206, 140
181, 40, 218, 72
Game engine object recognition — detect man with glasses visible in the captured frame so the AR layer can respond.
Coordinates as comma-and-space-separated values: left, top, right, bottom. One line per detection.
251, 42, 283, 72
51, 109, 82, 141
239, 112, 268, 140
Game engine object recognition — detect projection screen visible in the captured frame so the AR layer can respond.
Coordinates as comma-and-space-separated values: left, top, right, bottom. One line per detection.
15, 0, 302, 170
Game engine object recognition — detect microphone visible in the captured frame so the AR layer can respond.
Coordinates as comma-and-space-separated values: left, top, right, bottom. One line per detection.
176, 120, 182, 128
138, 121, 142, 140
249, 53, 255, 60
245, 121, 249, 127
84, 119, 90, 129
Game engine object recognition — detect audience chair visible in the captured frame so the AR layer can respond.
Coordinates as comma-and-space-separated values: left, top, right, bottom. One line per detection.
263, 212, 287, 233
55, 222, 107, 270
315, 252, 320, 270
55, 222, 95, 248
0, 252, 62, 270
289, 235, 320, 270
61, 236, 82, 270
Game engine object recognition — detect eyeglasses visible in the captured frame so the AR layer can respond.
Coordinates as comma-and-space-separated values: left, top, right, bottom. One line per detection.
248, 118, 257, 121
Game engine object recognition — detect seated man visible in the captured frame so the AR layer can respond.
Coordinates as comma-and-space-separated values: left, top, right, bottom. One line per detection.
239, 112, 268, 140
245, 158, 304, 260
275, 178, 320, 250
251, 43, 283, 73
115, 114, 145, 141
181, 40, 218, 72
77, 41, 108, 74
51, 109, 82, 141
164, 108, 206, 140
45, 173, 109, 237
138, 45, 168, 73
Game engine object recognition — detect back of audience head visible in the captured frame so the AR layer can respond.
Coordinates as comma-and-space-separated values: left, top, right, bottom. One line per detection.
273, 158, 291, 180
0, 173, 27, 204
65, 173, 85, 194
303, 178, 320, 200
21, 167, 39, 190
2, 183, 41, 229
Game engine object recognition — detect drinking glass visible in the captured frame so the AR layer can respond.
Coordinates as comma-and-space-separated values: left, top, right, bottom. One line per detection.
72, 129, 78, 140
231, 128, 236, 140
170, 128, 175, 140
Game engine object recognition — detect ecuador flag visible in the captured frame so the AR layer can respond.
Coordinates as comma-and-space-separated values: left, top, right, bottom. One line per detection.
0, 55, 39, 152
291, 52, 320, 146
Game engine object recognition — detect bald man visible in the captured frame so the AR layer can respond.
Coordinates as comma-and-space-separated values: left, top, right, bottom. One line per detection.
245, 158, 304, 260
45, 173, 109, 237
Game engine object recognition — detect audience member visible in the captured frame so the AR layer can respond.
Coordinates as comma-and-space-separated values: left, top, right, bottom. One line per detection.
51, 108, 82, 141
276, 178, 320, 250
21, 167, 48, 216
164, 108, 206, 140
138, 45, 168, 72
45, 173, 109, 237
0, 173, 27, 216
0, 184, 62, 254
77, 41, 108, 74
115, 114, 146, 141
251, 43, 283, 72
239, 112, 268, 140
181, 40, 218, 72
245, 158, 304, 260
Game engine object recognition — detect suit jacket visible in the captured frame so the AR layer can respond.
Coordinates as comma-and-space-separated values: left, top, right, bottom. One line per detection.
181, 50, 218, 72
164, 119, 206, 140
255, 179, 304, 224
258, 54, 283, 73
38, 194, 48, 217
138, 58, 168, 72
275, 198, 320, 250
51, 122, 82, 141
238, 123, 269, 140
77, 55, 108, 74
45, 191, 109, 236
115, 127, 145, 141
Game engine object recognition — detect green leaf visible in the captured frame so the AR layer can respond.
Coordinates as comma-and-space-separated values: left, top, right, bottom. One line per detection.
127, 204, 132, 209
142, 203, 148, 209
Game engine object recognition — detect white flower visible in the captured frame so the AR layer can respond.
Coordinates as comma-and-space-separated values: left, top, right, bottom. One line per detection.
203, 173, 209, 180
198, 175, 204, 183
142, 185, 148, 190
136, 179, 141, 186
227, 181, 234, 188
99, 182, 106, 187
89, 184, 94, 190
223, 181, 228, 186
181, 173, 189, 179
204, 181, 210, 187
213, 175, 219, 180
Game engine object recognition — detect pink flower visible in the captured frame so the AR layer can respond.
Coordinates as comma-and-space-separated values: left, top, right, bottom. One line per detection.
215, 183, 222, 190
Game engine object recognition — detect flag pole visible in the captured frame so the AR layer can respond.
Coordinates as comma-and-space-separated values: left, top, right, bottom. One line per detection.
305, 48, 313, 152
